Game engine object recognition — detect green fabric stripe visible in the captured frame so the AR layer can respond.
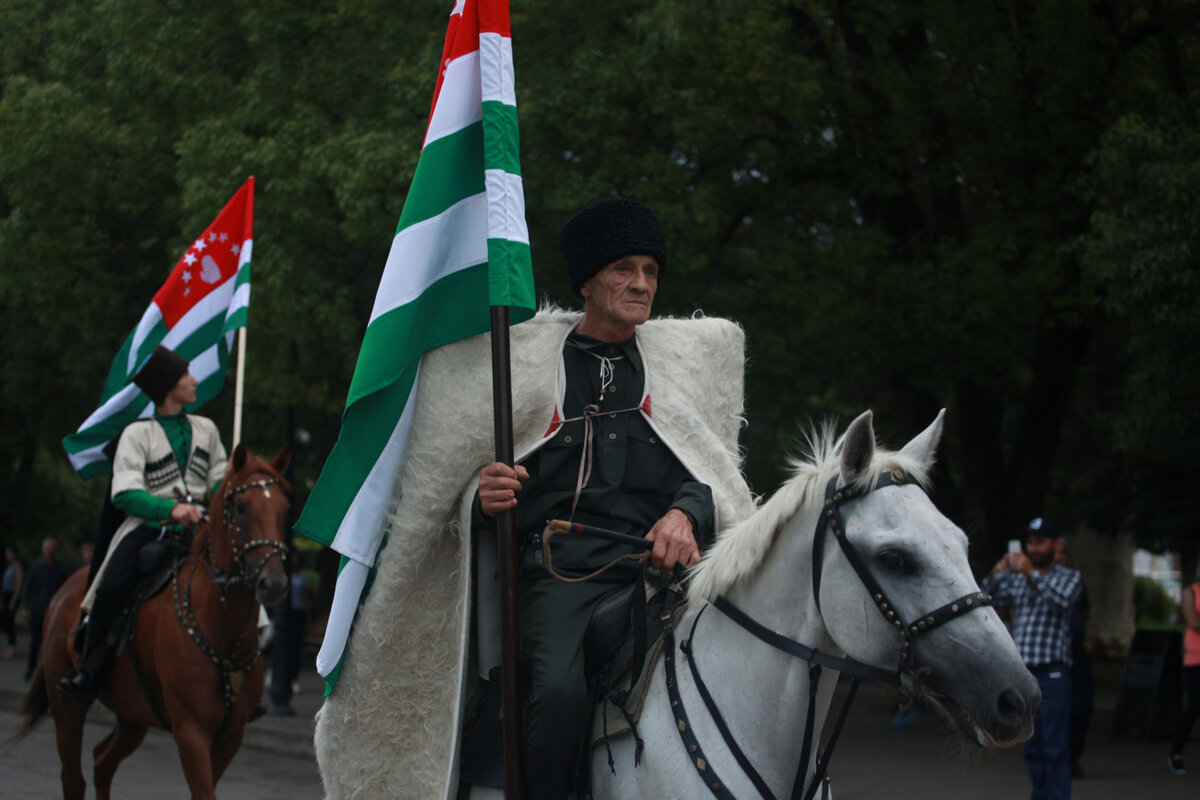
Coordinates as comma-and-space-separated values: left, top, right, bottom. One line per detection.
487, 239, 535, 311
224, 306, 249, 334
481, 101, 521, 176
234, 261, 252, 290
77, 460, 111, 479
395, 123, 485, 233
62, 394, 149, 454
100, 328, 138, 404
347, 262, 492, 405
172, 315, 227, 362
294, 365, 417, 547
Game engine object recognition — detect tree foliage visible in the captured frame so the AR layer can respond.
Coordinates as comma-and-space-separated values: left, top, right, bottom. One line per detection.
0, 0, 1195, 568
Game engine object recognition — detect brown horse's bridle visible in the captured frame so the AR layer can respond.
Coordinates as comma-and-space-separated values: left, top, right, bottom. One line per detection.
171, 474, 288, 722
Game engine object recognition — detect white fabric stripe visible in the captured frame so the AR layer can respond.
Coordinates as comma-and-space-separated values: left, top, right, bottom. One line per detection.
479, 33, 515, 107
125, 305, 165, 375
239, 239, 253, 268
318, 367, 421, 674
424, 50, 482, 148
185, 334, 230, 381
74, 383, 147, 432
226, 282, 251, 319
328, 367, 421, 563
484, 169, 529, 244
369, 193, 488, 324
315, 559, 370, 677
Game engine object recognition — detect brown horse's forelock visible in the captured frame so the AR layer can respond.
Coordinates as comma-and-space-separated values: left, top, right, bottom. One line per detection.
190, 454, 291, 558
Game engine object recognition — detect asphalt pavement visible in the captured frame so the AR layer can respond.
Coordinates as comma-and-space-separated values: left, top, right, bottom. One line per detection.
0, 635, 1195, 798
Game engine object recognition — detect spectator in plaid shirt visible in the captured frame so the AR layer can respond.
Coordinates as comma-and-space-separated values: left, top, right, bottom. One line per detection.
988, 517, 1083, 800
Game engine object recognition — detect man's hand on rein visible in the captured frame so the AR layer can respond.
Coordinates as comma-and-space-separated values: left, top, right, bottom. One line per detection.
645, 508, 701, 571
170, 502, 205, 526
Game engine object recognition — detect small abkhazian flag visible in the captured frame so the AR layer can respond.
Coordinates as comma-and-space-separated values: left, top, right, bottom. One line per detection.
63, 178, 255, 477
295, 0, 534, 691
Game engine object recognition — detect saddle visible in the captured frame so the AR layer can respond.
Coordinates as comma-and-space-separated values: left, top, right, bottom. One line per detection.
74, 535, 187, 657
459, 573, 685, 796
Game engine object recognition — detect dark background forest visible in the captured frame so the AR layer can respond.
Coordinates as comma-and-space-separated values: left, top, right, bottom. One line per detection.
1, 0, 1197, 578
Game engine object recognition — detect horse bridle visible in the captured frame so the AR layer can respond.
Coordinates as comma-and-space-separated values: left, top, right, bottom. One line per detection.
220, 477, 289, 584
172, 474, 288, 722
667, 467, 993, 800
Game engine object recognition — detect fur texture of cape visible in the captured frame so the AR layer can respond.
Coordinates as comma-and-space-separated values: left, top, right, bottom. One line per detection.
314, 308, 757, 799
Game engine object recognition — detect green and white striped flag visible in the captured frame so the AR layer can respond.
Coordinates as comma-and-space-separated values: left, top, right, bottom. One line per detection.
296, 0, 535, 689
63, 178, 255, 477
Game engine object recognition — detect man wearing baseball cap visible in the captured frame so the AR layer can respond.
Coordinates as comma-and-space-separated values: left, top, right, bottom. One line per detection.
990, 517, 1084, 800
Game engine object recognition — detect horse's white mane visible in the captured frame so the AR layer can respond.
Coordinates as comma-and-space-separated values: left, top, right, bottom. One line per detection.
688, 421, 932, 602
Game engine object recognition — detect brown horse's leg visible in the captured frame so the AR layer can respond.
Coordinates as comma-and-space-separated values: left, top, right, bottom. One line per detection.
172, 721, 218, 800
41, 570, 90, 800
92, 717, 149, 800
47, 693, 88, 800
209, 721, 246, 784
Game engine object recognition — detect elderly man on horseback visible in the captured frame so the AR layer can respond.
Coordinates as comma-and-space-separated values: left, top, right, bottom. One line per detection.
59, 345, 227, 705
474, 198, 716, 798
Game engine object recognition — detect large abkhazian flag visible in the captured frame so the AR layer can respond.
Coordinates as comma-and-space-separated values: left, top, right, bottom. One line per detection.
295, 0, 534, 690
63, 178, 255, 478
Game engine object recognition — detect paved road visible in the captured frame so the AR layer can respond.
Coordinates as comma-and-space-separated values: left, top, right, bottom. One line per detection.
1, 632, 1197, 798
0, 707, 323, 799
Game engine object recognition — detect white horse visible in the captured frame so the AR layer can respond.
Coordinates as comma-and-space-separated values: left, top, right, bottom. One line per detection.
472, 410, 1039, 799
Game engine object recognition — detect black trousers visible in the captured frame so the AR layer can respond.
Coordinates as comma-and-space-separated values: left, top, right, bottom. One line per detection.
82, 527, 160, 671
1172, 665, 1200, 755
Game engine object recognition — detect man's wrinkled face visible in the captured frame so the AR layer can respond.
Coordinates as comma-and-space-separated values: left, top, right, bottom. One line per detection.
581, 254, 659, 333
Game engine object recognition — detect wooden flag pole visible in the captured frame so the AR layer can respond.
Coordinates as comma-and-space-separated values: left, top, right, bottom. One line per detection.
232, 327, 248, 449
489, 305, 524, 800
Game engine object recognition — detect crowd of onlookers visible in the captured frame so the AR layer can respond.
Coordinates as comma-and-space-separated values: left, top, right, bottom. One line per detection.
1, 537, 91, 681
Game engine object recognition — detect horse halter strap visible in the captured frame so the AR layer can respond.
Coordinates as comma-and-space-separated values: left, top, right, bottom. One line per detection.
175, 474, 286, 723
810, 468, 992, 676
221, 477, 288, 583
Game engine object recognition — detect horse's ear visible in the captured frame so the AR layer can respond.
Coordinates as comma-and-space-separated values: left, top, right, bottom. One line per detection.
230, 442, 248, 474
840, 411, 875, 485
898, 408, 946, 468
271, 445, 292, 474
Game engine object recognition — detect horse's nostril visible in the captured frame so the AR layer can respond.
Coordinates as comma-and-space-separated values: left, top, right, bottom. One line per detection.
996, 687, 1026, 721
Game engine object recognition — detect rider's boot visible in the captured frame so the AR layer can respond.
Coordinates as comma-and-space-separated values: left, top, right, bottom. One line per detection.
522, 738, 575, 800
57, 603, 116, 706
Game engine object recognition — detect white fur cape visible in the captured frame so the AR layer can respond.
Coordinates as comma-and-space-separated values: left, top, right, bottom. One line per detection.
314, 308, 757, 799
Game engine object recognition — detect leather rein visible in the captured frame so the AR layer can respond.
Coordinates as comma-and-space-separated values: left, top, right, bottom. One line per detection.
667, 467, 993, 800
172, 475, 288, 721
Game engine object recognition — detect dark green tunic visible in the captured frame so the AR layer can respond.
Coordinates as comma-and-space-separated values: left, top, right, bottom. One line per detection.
472, 330, 716, 754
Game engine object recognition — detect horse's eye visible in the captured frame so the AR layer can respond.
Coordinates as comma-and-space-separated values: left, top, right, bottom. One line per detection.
877, 549, 915, 575
236, 500, 248, 515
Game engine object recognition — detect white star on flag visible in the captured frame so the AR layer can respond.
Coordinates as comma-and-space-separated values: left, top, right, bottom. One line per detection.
451, 0, 465, 16
182, 270, 192, 283
208, 232, 218, 242
183, 252, 197, 265
231, 243, 240, 255
194, 238, 207, 252
218, 232, 229, 242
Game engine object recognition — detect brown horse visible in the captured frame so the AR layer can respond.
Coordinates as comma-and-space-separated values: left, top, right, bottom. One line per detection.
12, 443, 291, 800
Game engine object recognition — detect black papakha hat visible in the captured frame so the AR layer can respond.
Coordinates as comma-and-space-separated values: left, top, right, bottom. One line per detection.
132, 345, 190, 406
559, 198, 667, 296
